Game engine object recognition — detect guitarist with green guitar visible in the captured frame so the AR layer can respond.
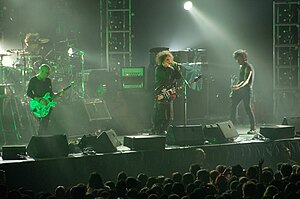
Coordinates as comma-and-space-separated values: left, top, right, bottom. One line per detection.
27, 64, 74, 135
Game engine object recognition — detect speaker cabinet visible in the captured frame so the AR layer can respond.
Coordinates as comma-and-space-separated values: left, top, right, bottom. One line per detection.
2, 145, 26, 160
84, 99, 112, 121
203, 121, 238, 144
124, 135, 166, 151
166, 125, 205, 146
260, 125, 295, 140
78, 131, 117, 153
27, 135, 69, 159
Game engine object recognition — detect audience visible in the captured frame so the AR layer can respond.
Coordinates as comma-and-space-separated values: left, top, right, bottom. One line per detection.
1, 160, 300, 199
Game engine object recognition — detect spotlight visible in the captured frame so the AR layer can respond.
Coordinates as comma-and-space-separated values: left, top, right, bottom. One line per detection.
184, 1, 193, 11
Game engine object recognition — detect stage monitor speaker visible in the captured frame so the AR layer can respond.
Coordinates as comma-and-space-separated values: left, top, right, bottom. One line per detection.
259, 125, 295, 140
78, 131, 117, 153
166, 125, 205, 146
124, 135, 166, 151
27, 135, 69, 159
282, 116, 300, 133
94, 131, 117, 153
203, 120, 238, 144
2, 145, 26, 160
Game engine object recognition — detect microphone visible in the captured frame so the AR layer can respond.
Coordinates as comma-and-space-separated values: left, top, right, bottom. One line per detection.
171, 61, 182, 70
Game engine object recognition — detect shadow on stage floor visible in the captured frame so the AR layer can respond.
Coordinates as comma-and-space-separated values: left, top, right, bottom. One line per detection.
0, 125, 300, 193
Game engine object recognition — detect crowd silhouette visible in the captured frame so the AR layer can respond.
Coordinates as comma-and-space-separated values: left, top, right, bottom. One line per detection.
0, 158, 299, 199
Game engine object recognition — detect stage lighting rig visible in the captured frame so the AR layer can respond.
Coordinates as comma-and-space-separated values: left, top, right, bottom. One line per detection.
100, 0, 132, 70
273, 0, 300, 117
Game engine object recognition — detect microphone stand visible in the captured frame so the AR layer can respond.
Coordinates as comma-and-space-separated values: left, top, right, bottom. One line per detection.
177, 66, 190, 126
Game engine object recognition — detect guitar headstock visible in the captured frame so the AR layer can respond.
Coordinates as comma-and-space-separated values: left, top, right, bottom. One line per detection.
70, 81, 77, 87
193, 74, 202, 82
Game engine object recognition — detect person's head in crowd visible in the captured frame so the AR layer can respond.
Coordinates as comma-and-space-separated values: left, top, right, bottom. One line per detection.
146, 176, 158, 188
246, 165, 259, 180
168, 194, 180, 199
194, 148, 206, 167
216, 165, 227, 173
242, 181, 257, 198
186, 183, 196, 195
116, 180, 127, 197
70, 183, 87, 199
229, 180, 239, 190
182, 172, 194, 188
171, 182, 185, 198
126, 188, 138, 199
261, 170, 274, 186
263, 185, 279, 198
172, 172, 182, 183
163, 183, 173, 196
126, 176, 139, 190
150, 184, 163, 197
157, 175, 165, 185
209, 169, 220, 184
196, 169, 210, 184
117, 171, 127, 182
55, 186, 65, 199
215, 173, 228, 194
148, 193, 159, 199
105, 181, 115, 189
137, 173, 148, 188
163, 177, 173, 185
280, 163, 293, 179
189, 163, 201, 177
231, 164, 245, 178
87, 172, 104, 191
274, 171, 282, 181
284, 182, 298, 198
239, 176, 248, 184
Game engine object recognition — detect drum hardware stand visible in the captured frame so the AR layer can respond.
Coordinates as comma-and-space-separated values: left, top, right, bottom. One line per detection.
80, 50, 85, 98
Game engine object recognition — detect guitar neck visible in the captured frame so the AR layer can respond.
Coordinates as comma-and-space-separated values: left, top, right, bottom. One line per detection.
53, 84, 73, 99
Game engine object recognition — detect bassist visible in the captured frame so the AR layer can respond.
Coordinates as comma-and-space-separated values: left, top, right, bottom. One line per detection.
152, 50, 181, 135
27, 64, 54, 135
230, 49, 256, 134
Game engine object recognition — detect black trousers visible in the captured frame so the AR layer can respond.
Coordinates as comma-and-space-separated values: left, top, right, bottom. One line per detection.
152, 101, 173, 134
37, 110, 51, 135
230, 88, 255, 130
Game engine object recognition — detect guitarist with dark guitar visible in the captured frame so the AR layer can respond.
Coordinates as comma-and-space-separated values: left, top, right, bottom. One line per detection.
151, 50, 182, 135
27, 64, 74, 135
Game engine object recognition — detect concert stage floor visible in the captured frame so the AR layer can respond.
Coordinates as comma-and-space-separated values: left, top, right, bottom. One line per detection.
0, 125, 300, 193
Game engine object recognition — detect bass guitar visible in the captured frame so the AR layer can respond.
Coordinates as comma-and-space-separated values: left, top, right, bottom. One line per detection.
30, 81, 76, 118
229, 75, 238, 98
156, 75, 202, 103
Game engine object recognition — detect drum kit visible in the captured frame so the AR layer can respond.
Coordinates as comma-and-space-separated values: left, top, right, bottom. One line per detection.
0, 33, 84, 145
0, 32, 83, 94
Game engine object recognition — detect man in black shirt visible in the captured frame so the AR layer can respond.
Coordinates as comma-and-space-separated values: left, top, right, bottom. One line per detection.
230, 49, 256, 134
152, 50, 181, 135
27, 64, 53, 135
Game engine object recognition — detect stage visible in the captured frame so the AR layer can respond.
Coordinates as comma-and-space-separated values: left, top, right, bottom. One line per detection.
0, 125, 299, 193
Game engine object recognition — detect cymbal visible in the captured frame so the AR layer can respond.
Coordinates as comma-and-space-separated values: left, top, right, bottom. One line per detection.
0, 53, 11, 57
38, 38, 50, 44
7, 49, 27, 54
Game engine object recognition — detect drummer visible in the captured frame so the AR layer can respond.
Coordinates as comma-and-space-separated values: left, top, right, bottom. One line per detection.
24, 33, 50, 71
24, 33, 49, 56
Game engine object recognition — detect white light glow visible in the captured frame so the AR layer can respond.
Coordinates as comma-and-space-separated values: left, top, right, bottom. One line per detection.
184, 1, 193, 11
